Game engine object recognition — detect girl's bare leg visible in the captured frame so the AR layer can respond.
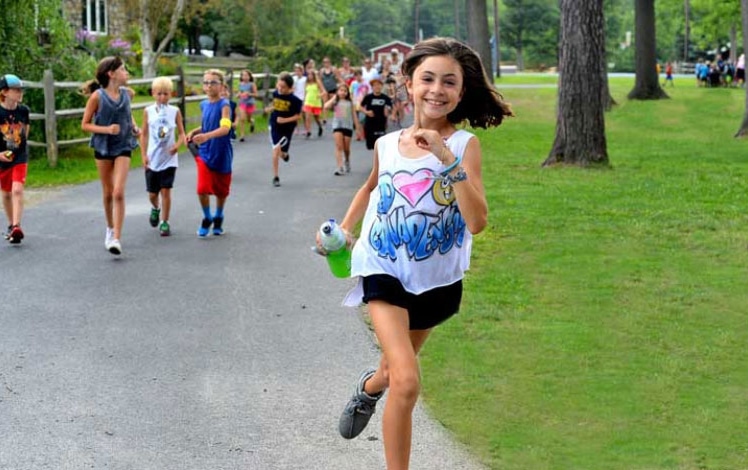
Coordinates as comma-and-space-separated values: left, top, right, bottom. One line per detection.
367, 301, 432, 470
334, 132, 344, 169
110, 157, 130, 240
95, 159, 115, 230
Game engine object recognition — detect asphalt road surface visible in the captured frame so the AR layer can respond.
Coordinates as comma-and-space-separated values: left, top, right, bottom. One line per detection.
0, 128, 486, 470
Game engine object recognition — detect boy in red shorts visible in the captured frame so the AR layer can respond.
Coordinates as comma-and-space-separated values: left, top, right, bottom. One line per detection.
186, 69, 233, 237
0, 74, 30, 244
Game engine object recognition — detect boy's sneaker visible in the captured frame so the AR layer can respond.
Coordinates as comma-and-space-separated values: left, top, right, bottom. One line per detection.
212, 216, 224, 236
107, 238, 122, 255
345, 160, 351, 173
338, 368, 383, 440
8, 225, 24, 244
159, 221, 171, 237
105, 227, 114, 250
149, 207, 160, 227
318, 126, 323, 137
334, 167, 345, 176
281, 152, 290, 162
272, 177, 280, 187
3, 225, 12, 240
197, 218, 212, 238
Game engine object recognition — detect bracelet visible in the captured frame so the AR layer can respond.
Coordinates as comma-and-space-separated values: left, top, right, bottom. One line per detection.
428, 167, 468, 185
440, 146, 462, 176
445, 167, 468, 184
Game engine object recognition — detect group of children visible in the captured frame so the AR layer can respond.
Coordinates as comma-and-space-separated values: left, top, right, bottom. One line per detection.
4, 37, 512, 470
78, 61, 235, 254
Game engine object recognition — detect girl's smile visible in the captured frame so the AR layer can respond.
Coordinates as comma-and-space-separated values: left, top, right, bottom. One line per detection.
408, 55, 464, 120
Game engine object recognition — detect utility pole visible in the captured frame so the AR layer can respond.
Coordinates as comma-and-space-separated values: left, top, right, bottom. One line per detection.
684, 0, 690, 62
415, 0, 420, 44
493, 0, 501, 78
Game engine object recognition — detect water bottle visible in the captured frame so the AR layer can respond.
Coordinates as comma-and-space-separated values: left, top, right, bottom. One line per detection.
318, 219, 351, 278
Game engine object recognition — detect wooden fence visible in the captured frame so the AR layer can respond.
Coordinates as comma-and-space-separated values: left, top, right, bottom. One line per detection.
26, 64, 277, 167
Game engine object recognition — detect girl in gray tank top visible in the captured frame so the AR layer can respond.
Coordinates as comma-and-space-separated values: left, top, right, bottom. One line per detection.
81, 56, 141, 256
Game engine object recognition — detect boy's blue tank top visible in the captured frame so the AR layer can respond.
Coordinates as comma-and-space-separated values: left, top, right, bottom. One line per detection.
198, 98, 233, 174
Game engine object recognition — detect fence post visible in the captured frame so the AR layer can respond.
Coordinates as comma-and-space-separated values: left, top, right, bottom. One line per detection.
263, 65, 272, 110
177, 66, 186, 128
43, 69, 58, 167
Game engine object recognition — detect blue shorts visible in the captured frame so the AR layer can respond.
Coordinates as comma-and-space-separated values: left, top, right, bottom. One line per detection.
362, 274, 462, 330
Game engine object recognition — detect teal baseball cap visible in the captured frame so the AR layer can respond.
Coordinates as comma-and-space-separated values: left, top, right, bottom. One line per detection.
0, 74, 23, 89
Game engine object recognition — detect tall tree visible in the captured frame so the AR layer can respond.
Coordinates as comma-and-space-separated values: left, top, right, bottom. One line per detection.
736, 0, 748, 137
501, 0, 558, 71
466, 0, 493, 79
628, 0, 668, 99
543, 0, 608, 166
134, 0, 186, 78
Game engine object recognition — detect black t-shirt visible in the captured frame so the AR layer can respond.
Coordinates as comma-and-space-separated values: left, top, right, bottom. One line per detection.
361, 93, 392, 129
0, 104, 30, 169
270, 91, 303, 129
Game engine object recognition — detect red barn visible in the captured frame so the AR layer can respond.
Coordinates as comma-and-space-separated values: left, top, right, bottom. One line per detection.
369, 41, 414, 67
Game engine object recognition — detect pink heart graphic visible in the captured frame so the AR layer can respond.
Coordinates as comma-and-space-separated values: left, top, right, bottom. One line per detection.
393, 169, 435, 207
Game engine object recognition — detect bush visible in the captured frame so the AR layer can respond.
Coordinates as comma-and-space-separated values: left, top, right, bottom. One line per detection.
22, 50, 97, 162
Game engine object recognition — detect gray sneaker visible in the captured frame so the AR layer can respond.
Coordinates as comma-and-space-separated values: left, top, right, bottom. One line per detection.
338, 368, 383, 439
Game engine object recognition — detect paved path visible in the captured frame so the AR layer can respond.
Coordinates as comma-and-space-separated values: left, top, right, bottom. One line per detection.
0, 128, 485, 470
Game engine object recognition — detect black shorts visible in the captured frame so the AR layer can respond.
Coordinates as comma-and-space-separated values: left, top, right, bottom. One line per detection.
333, 128, 353, 138
145, 167, 177, 193
362, 274, 462, 330
270, 125, 294, 153
94, 150, 132, 160
365, 129, 385, 151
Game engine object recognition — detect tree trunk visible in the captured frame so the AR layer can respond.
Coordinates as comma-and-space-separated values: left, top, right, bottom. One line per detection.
735, 0, 748, 137
466, 0, 493, 80
543, 0, 609, 167
139, 0, 185, 78
628, 0, 668, 100
602, 77, 616, 111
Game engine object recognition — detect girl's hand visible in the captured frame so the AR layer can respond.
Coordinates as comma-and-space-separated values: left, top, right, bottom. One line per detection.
168, 145, 179, 155
109, 124, 120, 135
0, 151, 13, 163
410, 100, 450, 161
132, 125, 141, 136
192, 133, 207, 145
314, 227, 354, 256
142, 157, 149, 169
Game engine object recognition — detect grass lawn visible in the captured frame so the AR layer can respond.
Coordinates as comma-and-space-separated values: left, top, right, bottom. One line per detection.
420, 77, 748, 469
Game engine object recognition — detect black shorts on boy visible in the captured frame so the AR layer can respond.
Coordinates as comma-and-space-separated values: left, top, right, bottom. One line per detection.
270, 125, 295, 153
145, 167, 177, 193
362, 274, 462, 330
